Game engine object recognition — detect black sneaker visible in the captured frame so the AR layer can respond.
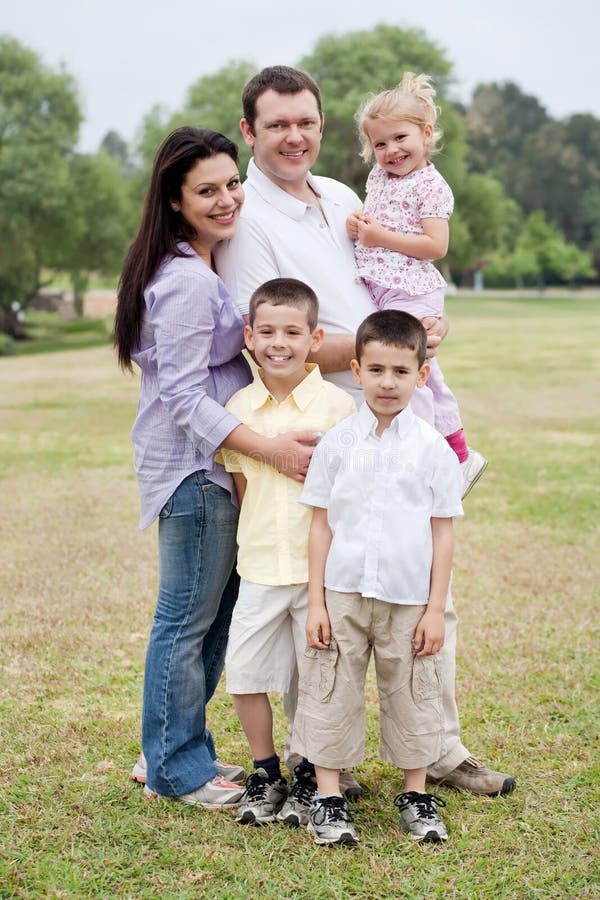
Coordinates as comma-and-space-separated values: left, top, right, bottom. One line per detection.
276, 766, 318, 827
394, 791, 448, 842
235, 768, 288, 825
308, 796, 359, 845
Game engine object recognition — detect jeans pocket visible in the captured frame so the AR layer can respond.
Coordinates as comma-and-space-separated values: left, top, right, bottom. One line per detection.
158, 497, 173, 519
412, 654, 441, 702
302, 638, 339, 702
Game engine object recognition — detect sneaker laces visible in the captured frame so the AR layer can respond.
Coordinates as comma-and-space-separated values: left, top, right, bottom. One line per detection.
313, 796, 351, 825
393, 791, 446, 821
243, 769, 272, 802
289, 769, 317, 806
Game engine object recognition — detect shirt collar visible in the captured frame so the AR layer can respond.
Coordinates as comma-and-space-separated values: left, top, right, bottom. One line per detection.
246, 158, 331, 222
248, 363, 324, 411
356, 399, 416, 439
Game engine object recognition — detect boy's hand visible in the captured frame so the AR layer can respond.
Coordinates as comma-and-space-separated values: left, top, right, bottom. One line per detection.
306, 605, 331, 650
357, 216, 386, 248
346, 212, 363, 240
413, 608, 445, 657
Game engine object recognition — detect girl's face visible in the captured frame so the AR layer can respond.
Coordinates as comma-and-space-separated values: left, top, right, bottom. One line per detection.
366, 117, 433, 178
171, 153, 244, 262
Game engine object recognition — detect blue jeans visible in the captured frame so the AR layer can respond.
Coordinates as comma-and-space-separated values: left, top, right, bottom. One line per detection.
142, 471, 239, 796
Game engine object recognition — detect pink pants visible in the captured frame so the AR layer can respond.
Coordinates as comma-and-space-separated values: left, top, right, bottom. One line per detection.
368, 282, 462, 437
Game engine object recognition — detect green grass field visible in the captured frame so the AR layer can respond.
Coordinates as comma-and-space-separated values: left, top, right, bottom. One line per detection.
0, 296, 598, 898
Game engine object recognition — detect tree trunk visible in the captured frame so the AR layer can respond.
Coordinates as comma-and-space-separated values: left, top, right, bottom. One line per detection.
71, 271, 89, 317
0, 307, 28, 339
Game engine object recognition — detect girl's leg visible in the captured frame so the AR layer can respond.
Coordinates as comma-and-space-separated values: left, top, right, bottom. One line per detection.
426, 357, 463, 441
142, 472, 239, 797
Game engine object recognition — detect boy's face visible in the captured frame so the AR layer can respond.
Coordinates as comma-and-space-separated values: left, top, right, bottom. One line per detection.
350, 340, 429, 431
245, 302, 323, 387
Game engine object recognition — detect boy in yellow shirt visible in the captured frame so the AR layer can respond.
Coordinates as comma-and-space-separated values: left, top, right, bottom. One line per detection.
220, 278, 355, 827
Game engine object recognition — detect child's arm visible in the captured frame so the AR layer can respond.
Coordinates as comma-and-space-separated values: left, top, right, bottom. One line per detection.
231, 472, 247, 506
305, 506, 333, 650
413, 516, 454, 657
357, 216, 449, 260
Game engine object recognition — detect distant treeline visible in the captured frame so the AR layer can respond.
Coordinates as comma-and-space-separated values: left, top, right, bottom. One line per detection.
1, 26, 597, 334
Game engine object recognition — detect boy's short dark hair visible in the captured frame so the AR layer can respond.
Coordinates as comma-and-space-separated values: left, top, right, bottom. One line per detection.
249, 278, 319, 331
242, 66, 323, 132
355, 310, 428, 366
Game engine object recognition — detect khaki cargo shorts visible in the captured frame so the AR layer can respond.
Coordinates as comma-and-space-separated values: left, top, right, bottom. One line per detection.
292, 590, 443, 770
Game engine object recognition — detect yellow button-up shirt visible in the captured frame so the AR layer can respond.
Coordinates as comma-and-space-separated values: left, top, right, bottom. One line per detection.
220, 365, 356, 585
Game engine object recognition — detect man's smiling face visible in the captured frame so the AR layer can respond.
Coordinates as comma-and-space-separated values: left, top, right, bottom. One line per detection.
240, 89, 323, 191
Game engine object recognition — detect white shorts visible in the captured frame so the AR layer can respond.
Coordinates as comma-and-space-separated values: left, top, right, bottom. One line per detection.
225, 579, 308, 694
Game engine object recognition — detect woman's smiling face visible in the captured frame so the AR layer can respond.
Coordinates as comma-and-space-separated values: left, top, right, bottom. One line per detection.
172, 153, 244, 261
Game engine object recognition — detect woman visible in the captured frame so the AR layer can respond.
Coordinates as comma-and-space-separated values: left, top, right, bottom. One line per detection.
114, 127, 314, 808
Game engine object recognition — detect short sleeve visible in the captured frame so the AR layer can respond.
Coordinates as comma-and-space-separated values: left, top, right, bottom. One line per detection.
219, 447, 243, 473
418, 174, 454, 220
299, 434, 340, 509
430, 440, 464, 518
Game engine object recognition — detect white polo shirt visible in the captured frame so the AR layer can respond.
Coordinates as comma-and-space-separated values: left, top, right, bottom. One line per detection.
300, 401, 463, 606
215, 159, 375, 396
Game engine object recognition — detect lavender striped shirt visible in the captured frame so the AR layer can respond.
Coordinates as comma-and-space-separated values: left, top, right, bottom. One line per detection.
131, 244, 252, 528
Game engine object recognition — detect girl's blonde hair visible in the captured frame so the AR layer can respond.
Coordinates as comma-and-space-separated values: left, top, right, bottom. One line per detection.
356, 72, 443, 163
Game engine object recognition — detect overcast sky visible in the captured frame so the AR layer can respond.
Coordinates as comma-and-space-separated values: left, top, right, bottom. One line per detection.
3, 0, 597, 153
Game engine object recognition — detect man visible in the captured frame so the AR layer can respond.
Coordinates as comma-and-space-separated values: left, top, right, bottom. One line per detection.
216, 65, 515, 797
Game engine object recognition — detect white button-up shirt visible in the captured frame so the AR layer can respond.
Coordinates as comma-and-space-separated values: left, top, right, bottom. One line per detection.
300, 402, 463, 605
216, 160, 375, 397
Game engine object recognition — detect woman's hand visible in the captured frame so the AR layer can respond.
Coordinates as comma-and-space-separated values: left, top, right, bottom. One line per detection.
222, 425, 318, 482
269, 430, 319, 482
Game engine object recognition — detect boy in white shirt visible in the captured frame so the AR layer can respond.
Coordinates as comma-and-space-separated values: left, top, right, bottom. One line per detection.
292, 309, 463, 845
219, 278, 356, 827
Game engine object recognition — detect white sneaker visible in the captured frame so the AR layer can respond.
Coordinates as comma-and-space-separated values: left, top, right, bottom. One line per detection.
143, 775, 244, 809
131, 751, 245, 786
460, 449, 488, 499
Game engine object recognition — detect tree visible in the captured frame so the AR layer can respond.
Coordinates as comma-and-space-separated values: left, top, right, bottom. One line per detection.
448, 174, 521, 278
51, 152, 133, 315
465, 81, 550, 181
465, 83, 600, 279
485, 212, 594, 287
0, 36, 81, 335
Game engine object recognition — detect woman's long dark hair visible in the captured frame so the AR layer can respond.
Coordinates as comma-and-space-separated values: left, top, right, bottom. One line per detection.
113, 127, 238, 371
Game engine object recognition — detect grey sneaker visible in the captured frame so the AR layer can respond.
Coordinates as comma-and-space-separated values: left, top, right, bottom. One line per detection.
143, 775, 244, 809
132, 751, 246, 786
428, 756, 516, 796
308, 796, 359, 846
394, 791, 448, 842
460, 449, 488, 499
276, 767, 318, 827
235, 768, 288, 825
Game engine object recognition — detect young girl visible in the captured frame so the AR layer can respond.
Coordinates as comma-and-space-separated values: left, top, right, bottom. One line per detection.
347, 72, 486, 497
